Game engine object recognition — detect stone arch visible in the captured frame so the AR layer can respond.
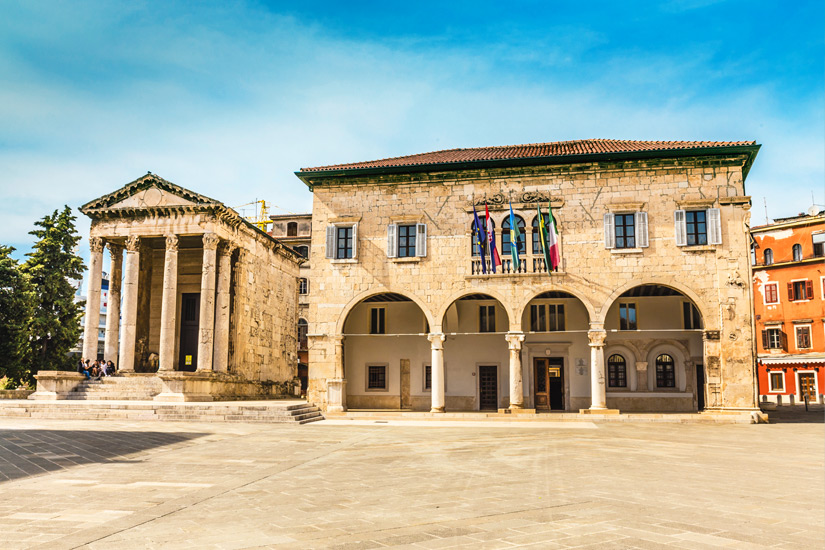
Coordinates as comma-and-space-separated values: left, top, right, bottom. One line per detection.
335, 287, 435, 334
645, 341, 691, 392
514, 286, 597, 327
435, 288, 514, 330
597, 279, 711, 327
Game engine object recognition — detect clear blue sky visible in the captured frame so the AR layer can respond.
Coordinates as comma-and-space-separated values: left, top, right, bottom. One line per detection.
1, 0, 823, 267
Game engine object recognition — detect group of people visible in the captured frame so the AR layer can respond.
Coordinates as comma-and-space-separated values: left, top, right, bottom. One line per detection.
77, 358, 115, 380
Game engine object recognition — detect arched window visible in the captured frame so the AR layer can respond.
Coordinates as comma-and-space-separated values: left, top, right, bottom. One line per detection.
655, 354, 675, 388
764, 248, 773, 265
297, 319, 308, 351
792, 244, 802, 262
287, 222, 298, 236
470, 219, 494, 256
501, 215, 526, 255
294, 245, 308, 259
607, 354, 627, 388
531, 214, 550, 254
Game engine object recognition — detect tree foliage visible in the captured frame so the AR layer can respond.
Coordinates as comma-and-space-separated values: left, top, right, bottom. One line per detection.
21, 206, 85, 375
0, 245, 34, 388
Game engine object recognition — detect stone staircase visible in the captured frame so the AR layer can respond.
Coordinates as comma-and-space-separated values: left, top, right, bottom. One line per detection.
0, 400, 324, 424
66, 375, 163, 400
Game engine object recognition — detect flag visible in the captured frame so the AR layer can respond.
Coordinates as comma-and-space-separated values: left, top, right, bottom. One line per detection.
537, 203, 551, 274
472, 206, 487, 274
486, 203, 502, 273
508, 202, 520, 268
546, 200, 560, 271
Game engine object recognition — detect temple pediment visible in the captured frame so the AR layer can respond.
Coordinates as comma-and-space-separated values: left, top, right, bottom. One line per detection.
80, 173, 221, 215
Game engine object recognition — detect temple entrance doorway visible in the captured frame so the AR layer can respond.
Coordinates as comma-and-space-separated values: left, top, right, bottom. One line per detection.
178, 293, 200, 372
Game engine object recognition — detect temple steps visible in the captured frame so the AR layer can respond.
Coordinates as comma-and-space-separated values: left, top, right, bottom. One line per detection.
67, 376, 163, 401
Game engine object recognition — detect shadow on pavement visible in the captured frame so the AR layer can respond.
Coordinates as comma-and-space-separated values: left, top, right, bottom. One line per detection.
0, 429, 206, 483
765, 404, 825, 424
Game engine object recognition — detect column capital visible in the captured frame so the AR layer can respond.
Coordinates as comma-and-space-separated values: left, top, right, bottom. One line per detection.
427, 332, 446, 349
107, 242, 123, 256
505, 331, 525, 350
202, 232, 220, 250
89, 236, 105, 253
165, 234, 179, 251
220, 241, 238, 255
587, 329, 607, 347
125, 235, 141, 252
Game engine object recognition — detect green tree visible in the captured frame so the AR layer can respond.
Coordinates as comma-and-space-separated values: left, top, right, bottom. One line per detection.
21, 206, 85, 374
0, 245, 34, 387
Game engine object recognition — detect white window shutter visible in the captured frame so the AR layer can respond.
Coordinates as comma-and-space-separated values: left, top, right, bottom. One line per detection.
636, 212, 649, 248
674, 210, 687, 246
416, 223, 427, 257
603, 213, 615, 249
387, 224, 397, 258
351, 223, 358, 258
707, 208, 722, 245
325, 226, 335, 259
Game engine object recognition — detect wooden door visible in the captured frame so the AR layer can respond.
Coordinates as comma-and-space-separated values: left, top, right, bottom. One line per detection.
535, 358, 564, 411
799, 373, 817, 401
696, 363, 705, 411
534, 358, 550, 410
479, 365, 498, 410
178, 293, 200, 372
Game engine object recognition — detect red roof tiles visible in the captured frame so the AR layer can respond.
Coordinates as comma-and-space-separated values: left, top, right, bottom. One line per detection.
300, 138, 757, 173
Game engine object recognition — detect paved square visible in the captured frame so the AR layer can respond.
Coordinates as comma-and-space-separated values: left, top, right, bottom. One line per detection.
0, 413, 822, 549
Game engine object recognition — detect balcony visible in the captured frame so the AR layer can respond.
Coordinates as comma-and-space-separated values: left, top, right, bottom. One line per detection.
469, 256, 561, 276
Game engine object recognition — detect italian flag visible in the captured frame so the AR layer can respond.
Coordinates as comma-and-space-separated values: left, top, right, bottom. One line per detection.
546, 200, 560, 271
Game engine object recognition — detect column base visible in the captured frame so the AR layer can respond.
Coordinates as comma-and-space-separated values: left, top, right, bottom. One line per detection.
579, 408, 621, 415
430, 406, 445, 413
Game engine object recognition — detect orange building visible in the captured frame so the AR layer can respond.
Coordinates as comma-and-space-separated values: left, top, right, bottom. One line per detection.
751, 208, 825, 405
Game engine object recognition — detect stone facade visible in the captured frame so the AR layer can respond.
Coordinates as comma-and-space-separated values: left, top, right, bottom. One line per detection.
298, 141, 761, 414
32, 174, 302, 401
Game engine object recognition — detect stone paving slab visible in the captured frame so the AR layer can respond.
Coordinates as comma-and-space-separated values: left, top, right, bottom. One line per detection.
0, 417, 821, 549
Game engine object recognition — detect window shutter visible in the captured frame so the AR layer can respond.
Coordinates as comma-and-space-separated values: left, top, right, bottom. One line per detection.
603, 213, 615, 249
787, 282, 794, 301
636, 211, 649, 248
416, 223, 427, 257
386, 224, 397, 258
805, 280, 813, 300
780, 330, 787, 351
325, 226, 335, 259
351, 223, 358, 258
707, 208, 722, 245
761, 330, 768, 350
674, 210, 687, 246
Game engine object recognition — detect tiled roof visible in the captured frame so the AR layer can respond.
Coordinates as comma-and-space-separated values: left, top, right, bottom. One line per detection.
300, 139, 758, 173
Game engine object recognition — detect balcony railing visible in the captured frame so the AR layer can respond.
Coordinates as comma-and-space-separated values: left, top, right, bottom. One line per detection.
470, 257, 557, 275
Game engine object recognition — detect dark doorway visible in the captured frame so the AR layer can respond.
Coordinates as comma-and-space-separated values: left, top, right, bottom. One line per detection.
535, 358, 564, 410
696, 363, 705, 411
479, 365, 498, 410
178, 293, 200, 372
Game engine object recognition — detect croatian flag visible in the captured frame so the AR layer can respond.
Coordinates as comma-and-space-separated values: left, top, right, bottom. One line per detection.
485, 203, 502, 273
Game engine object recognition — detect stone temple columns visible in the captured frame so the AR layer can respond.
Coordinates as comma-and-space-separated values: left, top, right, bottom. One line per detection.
327, 336, 347, 413
118, 236, 141, 372
197, 233, 220, 372
158, 235, 179, 371
103, 243, 123, 362
428, 332, 446, 413
506, 332, 525, 410
213, 242, 235, 373
82, 237, 105, 361
588, 325, 608, 410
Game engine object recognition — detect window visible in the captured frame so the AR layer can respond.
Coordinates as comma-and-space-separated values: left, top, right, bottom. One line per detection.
388, 223, 427, 258
813, 233, 825, 258
792, 244, 802, 262
424, 365, 432, 391
607, 354, 627, 388
603, 212, 648, 249
763, 249, 773, 266
762, 328, 785, 350
764, 283, 778, 304
674, 208, 721, 246
325, 224, 357, 260
769, 371, 784, 392
479, 305, 496, 333
682, 302, 703, 329
297, 319, 308, 351
532, 214, 549, 254
502, 215, 526, 255
298, 278, 308, 295
796, 326, 811, 349
367, 365, 387, 390
655, 354, 676, 388
294, 245, 308, 259
788, 280, 814, 301
370, 307, 385, 335
530, 304, 565, 332
619, 303, 637, 330
287, 222, 298, 237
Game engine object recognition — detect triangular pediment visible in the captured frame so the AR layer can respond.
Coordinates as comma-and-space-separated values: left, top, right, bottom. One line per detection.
80, 173, 222, 213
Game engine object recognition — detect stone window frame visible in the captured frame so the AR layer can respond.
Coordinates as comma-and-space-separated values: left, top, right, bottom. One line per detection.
607, 354, 627, 388
674, 203, 722, 247
654, 353, 676, 389
768, 370, 785, 393
325, 221, 358, 262
387, 222, 427, 259
365, 363, 389, 392
298, 277, 309, 295
794, 324, 812, 350
604, 202, 648, 253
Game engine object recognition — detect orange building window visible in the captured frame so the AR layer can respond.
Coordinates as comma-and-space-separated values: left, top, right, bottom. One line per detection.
764, 283, 779, 304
